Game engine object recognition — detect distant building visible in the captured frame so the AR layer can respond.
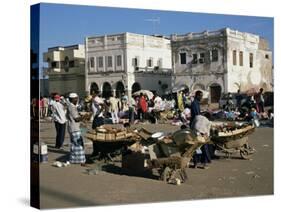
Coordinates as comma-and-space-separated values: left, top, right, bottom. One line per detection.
40, 78, 49, 97
43, 29, 273, 103
43, 44, 85, 97
171, 28, 273, 102
85, 33, 172, 98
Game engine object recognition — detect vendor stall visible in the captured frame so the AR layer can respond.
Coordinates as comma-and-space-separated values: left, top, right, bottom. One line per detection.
210, 122, 255, 159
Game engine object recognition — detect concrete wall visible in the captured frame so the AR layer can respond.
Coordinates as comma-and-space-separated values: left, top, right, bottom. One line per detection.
43, 45, 86, 97
48, 74, 85, 97
85, 33, 172, 97
171, 28, 273, 98
126, 33, 172, 96
171, 29, 227, 94
226, 29, 273, 92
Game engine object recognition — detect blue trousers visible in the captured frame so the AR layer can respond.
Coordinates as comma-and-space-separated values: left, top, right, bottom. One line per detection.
193, 144, 212, 166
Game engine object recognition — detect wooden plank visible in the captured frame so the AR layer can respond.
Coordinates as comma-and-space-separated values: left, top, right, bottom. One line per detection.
105, 133, 115, 141
96, 133, 106, 141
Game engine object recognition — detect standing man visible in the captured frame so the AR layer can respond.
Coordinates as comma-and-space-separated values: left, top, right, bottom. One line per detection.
109, 93, 119, 124
42, 96, 49, 118
177, 90, 184, 112
39, 96, 44, 119
128, 96, 136, 124
66, 93, 86, 165
190, 90, 203, 127
138, 93, 147, 121
51, 94, 67, 149
190, 90, 211, 169
235, 89, 243, 109
91, 90, 105, 129
255, 88, 265, 113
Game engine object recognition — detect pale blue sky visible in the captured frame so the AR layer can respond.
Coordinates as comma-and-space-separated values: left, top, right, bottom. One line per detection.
35, 3, 274, 70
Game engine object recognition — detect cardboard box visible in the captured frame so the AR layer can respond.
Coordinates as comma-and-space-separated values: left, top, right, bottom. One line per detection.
122, 152, 149, 173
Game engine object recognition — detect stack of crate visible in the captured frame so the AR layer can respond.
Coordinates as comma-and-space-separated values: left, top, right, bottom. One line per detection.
85, 127, 137, 142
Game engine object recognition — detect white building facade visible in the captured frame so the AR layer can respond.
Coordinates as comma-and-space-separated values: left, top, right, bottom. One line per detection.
171, 28, 273, 103
85, 33, 172, 98
43, 45, 86, 97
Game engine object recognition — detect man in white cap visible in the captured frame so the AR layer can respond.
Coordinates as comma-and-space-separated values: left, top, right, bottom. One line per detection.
66, 93, 86, 166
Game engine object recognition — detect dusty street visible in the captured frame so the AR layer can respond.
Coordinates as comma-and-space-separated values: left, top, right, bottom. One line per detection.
38, 121, 273, 209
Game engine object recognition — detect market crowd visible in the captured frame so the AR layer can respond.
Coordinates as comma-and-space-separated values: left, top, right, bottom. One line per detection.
31, 87, 273, 167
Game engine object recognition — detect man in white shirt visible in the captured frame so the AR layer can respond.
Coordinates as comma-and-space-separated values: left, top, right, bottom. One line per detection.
153, 95, 163, 111
51, 94, 67, 149
109, 93, 119, 124
91, 91, 105, 129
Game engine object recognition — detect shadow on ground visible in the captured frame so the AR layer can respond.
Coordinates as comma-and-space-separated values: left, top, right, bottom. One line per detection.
40, 186, 101, 208
101, 163, 159, 180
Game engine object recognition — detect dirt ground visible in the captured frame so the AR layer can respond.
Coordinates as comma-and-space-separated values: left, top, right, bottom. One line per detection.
38, 121, 273, 209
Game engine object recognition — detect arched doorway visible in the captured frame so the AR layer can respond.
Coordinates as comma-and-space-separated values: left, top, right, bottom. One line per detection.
102, 82, 112, 98
132, 82, 141, 94
193, 83, 205, 91
209, 83, 222, 103
116, 81, 125, 98
90, 82, 99, 94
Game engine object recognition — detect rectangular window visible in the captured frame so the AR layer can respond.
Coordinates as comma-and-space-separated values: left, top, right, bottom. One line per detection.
132, 57, 138, 66
147, 58, 153, 67
180, 53, 186, 64
212, 49, 218, 62
117, 55, 122, 66
90, 57, 95, 68
98, 56, 103, 68
199, 53, 205, 64
249, 53, 253, 68
265, 54, 269, 59
192, 54, 198, 64
233, 50, 237, 65
51, 62, 57, 68
239, 51, 243, 66
107, 56, 112, 67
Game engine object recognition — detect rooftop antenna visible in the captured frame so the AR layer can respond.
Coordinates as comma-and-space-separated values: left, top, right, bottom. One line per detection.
144, 17, 160, 35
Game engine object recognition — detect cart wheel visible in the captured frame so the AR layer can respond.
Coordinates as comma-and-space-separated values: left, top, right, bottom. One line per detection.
161, 167, 171, 183
225, 152, 231, 159
240, 149, 251, 160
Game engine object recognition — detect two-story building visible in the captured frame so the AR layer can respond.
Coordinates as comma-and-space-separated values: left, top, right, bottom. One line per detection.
85, 32, 172, 98
43, 44, 85, 97
43, 29, 273, 103
171, 28, 273, 103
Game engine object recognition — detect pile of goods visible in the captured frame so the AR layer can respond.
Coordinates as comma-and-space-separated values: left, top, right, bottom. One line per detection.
210, 121, 255, 159
211, 122, 255, 140
159, 110, 176, 121
85, 126, 141, 142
